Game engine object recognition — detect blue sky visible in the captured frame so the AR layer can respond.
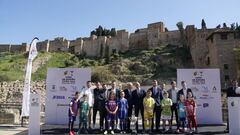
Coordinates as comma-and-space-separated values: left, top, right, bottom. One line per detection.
0, 0, 239, 44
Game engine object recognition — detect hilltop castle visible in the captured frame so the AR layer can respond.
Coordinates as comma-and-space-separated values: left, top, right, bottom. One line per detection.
0, 21, 239, 88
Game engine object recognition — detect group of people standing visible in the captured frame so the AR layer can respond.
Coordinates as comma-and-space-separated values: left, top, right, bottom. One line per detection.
68, 80, 198, 134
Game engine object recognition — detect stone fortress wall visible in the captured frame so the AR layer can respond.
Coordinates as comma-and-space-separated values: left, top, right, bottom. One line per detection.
0, 21, 240, 87
0, 22, 216, 60
0, 21, 203, 57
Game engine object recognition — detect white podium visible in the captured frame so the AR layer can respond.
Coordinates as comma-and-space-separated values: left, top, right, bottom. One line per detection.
228, 97, 240, 135
28, 94, 41, 135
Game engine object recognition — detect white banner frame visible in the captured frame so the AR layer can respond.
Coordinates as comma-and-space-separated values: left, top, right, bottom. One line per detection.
45, 68, 91, 124
177, 69, 223, 124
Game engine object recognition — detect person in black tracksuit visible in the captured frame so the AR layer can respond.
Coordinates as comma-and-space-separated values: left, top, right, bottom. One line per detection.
132, 82, 146, 133
93, 82, 106, 131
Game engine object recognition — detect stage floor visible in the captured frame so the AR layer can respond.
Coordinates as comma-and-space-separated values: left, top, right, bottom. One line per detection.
0, 123, 228, 135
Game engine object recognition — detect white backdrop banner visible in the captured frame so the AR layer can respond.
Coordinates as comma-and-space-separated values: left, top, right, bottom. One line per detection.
45, 68, 91, 124
177, 69, 223, 124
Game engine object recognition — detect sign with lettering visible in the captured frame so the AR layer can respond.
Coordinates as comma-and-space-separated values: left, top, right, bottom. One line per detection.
45, 68, 91, 124
177, 69, 222, 124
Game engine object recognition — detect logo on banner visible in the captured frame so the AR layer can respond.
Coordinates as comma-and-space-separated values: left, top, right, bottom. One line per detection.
192, 71, 206, 85
202, 86, 209, 93
71, 85, 77, 92
193, 71, 203, 77
62, 71, 76, 84
212, 86, 217, 93
31, 97, 40, 107
57, 103, 69, 106
59, 86, 67, 91
53, 95, 65, 99
191, 87, 199, 93
50, 85, 57, 92
203, 103, 209, 108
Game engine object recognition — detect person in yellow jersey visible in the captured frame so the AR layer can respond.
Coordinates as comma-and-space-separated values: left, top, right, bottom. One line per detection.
143, 89, 155, 134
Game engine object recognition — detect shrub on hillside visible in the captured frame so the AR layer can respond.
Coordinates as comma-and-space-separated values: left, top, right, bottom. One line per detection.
129, 62, 150, 75
92, 67, 116, 83
0, 74, 10, 82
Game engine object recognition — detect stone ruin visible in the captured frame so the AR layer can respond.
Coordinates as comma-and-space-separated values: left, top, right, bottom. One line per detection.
0, 80, 46, 124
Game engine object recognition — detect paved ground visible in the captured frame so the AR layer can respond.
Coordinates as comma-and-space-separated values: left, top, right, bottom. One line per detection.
0, 124, 229, 135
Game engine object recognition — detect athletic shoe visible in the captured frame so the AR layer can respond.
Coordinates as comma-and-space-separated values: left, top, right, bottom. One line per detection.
111, 130, 115, 134
104, 130, 108, 135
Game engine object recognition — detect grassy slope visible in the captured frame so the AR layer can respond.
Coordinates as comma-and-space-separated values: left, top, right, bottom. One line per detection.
0, 45, 192, 83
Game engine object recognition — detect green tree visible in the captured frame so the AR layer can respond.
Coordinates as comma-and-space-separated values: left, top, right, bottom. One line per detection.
201, 19, 207, 29
223, 23, 227, 28
110, 28, 117, 37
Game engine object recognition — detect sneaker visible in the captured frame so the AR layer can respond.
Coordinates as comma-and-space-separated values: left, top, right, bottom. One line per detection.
116, 125, 120, 130
104, 130, 108, 135
88, 127, 92, 131
111, 130, 115, 134
70, 131, 75, 135
83, 129, 88, 134
194, 129, 198, 133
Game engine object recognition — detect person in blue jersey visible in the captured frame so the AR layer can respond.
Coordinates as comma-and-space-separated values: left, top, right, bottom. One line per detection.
118, 91, 128, 134
176, 94, 187, 133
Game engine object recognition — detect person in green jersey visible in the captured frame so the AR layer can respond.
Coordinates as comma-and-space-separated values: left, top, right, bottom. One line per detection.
161, 91, 173, 133
78, 94, 89, 134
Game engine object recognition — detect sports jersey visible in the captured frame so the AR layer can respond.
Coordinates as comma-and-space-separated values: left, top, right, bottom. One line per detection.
161, 98, 172, 116
118, 98, 128, 119
143, 97, 155, 118
185, 99, 196, 116
68, 98, 79, 117
178, 101, 186, 118
79, 101, 89, 122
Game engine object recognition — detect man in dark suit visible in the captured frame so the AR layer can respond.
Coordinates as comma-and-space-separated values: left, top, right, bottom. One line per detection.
149, 80, 163, 132
225, 79, 240, 132
132, 82, 146, 133
177, 81, 193, 101
106, 81, 120, 101
124, 82, 134, 132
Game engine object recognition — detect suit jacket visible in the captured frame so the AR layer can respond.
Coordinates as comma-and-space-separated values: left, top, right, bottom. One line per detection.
227, 86, 240, 97
132, 88, 146, 108
177, 88, 193, 101
168, 88, 179, 103
149, 86, 163, 107
107, 88, 120, 101
124, 88, 133, 106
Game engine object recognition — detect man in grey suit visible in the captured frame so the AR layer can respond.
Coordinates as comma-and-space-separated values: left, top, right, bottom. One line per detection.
168, 81, 179, 131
